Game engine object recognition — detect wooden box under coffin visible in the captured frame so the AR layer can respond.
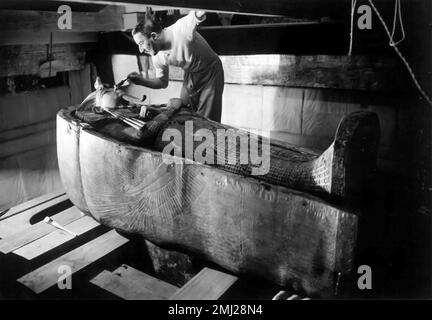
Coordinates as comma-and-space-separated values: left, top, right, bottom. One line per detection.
56, 106, 379, 297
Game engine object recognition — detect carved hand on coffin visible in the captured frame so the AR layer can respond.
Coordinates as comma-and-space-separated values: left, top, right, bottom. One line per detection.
139, 98, 179, 117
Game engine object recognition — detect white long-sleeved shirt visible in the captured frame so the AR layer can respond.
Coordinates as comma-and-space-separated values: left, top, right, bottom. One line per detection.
152, 11, 219, 82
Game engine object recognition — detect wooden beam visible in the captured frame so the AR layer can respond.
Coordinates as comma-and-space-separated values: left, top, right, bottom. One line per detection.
122, 12, 323, 30
90, 264, 179, 299
198, 21, 323, 30
0, 31, 98, 46
225, 54, 402, 91
50, 0, 411, 21
199, 22, 363, 55
150, 54, 404, 92
17, 229, 129, 294
169, 268, 238, 300
0, 43, 93, 77
51, 0, 351, 18
124, 4, 189, 14
0, 1, 107, 12
101, 22, 349, 56
0, 7, 124, 33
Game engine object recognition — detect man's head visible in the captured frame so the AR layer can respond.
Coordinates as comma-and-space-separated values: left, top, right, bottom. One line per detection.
132, 9, 163, 56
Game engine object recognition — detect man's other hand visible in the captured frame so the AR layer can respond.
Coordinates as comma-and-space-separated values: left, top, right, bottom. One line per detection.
127, 72, 142, 85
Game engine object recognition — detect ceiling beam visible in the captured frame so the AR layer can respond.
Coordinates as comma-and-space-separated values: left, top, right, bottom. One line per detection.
0, 31, 98, 46
48, 0, 351, 18
0, 6, 124, 33
99, 21, 351, 56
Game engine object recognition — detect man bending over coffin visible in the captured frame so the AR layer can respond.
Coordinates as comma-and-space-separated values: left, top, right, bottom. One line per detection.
128, 9, 224, 123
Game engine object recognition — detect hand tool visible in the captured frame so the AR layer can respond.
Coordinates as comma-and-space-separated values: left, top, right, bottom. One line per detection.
44, 216, 77, 237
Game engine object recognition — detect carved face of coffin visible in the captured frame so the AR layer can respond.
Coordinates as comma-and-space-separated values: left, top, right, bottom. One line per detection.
93, 77, 119, 109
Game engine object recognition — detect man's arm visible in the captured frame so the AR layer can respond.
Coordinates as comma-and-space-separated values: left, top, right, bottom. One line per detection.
128, 51, 169, 89
128, 74, 168, 89
176, 10, 206, 39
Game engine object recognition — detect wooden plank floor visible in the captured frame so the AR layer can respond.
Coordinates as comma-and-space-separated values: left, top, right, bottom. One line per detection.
90, 265, 239, 300
17, 229, 129, 294
13, 216, 100, 260
0, 193, 300, 300
0, 192, 68, 237
0, 191, 65, 221
0, 207, 84, 254
91, 264, 179, 300
169, 267, 238, 300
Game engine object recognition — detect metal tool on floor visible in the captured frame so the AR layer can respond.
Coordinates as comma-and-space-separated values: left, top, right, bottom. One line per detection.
44, 216, 77, 237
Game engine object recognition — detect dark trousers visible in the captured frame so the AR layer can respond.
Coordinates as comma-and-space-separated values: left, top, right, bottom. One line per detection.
180, 58, 224, 123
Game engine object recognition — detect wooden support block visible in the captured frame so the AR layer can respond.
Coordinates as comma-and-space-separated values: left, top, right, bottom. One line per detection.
0, 9, 124, 33
0, 193, 68, 238
17, 229, 129, 294
91, 264, 178, 300
145, 240, 196, 286
0, 206, 83, 253
13, 216, 100, 260
169, 268, 238, 300
0, 31, 98, 46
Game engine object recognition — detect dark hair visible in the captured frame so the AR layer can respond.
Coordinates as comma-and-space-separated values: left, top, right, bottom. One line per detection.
132, 8, 163, 37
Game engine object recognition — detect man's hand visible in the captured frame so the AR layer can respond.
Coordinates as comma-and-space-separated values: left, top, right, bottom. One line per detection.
126, 72, 168, 89
127, 72, 143, 85
195, 10, 206, 22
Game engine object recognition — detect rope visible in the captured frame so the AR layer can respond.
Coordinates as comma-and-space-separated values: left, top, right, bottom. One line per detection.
368, 0, 432, 107
348, 0, 358, 56
389, 0, 405, 46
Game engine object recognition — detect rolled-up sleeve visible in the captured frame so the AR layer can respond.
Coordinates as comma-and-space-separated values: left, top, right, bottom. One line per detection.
152, 52, 169, 83
176, 10, 205, 40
